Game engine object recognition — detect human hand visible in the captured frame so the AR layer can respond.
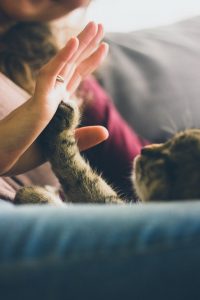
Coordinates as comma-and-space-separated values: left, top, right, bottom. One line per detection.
32, 21, 109, 120
0, 22, 109, 176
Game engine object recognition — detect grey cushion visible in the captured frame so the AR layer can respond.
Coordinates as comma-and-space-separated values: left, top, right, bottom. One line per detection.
98, 16, 200, 142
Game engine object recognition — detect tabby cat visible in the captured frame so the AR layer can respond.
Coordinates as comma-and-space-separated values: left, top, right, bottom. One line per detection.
133, 128, 200, 202
15, 101, 200, 205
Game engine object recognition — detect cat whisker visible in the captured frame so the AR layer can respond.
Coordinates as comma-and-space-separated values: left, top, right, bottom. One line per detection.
161, 125, 176, 136
182, 107, 193, 129
161, 110, 177, 137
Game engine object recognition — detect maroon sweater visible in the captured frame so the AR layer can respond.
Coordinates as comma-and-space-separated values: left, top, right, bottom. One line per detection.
81, 78, 149, 200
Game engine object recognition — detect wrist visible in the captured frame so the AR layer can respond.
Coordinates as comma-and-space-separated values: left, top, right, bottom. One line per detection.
30, 94, 60, 124
28, 96, 56, 125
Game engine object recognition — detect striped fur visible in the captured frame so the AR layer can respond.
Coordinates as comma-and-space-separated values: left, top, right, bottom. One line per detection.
15, 101, 124, 205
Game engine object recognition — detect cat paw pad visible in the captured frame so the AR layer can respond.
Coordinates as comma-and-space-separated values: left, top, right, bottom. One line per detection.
56, 100, 80, 131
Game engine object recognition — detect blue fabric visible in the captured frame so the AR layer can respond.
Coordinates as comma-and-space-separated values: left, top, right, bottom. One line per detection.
0, 200, 200, 299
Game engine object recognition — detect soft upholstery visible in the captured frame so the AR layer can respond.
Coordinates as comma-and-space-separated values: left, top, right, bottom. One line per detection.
98, 16, 200, 142
0, 200, 200, 300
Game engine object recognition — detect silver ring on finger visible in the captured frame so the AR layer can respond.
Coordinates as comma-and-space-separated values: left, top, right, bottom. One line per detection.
56, 75, 65, 83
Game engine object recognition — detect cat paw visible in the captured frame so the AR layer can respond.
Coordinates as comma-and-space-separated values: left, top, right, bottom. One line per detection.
14, 186, 65, 206
40, 100, 80, 149
53, 100, 80, 132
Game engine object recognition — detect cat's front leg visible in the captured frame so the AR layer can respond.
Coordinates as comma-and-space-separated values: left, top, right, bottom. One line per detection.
14, 185, 65, 206
41, 101, 124, 204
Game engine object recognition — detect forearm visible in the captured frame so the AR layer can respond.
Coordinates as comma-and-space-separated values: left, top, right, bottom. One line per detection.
0, 98, 50, 175
2, 142, 46, 176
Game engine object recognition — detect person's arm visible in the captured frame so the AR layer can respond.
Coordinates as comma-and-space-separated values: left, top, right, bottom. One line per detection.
0, 22, 109, 176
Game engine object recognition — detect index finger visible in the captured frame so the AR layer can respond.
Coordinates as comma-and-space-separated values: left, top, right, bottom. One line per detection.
36, 37, 79, 92
40, 37, 79, 79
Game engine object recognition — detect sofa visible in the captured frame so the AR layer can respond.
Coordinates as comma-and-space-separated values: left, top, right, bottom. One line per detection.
1, 16, 200, 299
98, 16, 200, 142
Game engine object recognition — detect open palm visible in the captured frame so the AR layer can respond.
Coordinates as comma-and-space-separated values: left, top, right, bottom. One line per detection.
33, 22, 108, 119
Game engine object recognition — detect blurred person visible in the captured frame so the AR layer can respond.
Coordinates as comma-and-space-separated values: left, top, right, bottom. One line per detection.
0, 0, 146, 199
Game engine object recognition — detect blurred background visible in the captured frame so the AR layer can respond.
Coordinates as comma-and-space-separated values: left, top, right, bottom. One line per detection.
66, 0, 200, 32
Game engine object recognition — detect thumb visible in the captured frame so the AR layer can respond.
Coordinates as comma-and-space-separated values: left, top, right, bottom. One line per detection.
75, 126, 109, 151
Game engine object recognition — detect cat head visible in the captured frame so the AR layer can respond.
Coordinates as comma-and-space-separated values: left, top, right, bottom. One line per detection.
133, 129, 200, 202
